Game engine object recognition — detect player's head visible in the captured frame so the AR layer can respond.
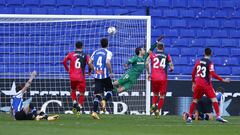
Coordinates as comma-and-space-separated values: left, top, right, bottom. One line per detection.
157, 42, 164, 51
135, 47, 145, 56
216, 87, 224, 93
204, 48, 212, 57
75, 41, 83, 49
101, 38, 108, 48
16, 83, 25, 92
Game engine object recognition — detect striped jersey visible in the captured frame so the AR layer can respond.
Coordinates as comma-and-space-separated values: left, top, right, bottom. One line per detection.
11, 90, 24, 116
91, 48, 112, 79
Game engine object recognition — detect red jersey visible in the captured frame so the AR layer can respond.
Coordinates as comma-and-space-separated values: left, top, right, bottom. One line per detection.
63, 51, 90, 81
192, 57, 223, 86
149, 51, 172, 81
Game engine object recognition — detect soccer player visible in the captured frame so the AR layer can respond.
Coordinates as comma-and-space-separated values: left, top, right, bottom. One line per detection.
186, 48, 230, 123
113, 36, 164, 93
11, 71, 59, 121
146, 42, 174, 118
89, 38, 113, 119
62, 41, 92, 115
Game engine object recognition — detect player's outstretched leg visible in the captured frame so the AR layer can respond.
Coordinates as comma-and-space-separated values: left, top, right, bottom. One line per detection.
91, 94, 101, 119
211, 98, 228, 123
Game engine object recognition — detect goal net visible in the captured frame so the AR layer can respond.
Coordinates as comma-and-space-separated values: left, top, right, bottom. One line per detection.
0, 14, 151, 115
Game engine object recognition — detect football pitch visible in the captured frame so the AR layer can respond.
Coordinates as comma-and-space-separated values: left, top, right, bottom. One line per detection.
0, 113, 240, 135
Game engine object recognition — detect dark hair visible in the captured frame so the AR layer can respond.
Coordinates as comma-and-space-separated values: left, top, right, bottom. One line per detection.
75, 41, 83, 49
16, 83, 25, 92
135, 47, 142, 55
217, 87, 224, 93
205, 48, 212, 56
101, 38, 108, 48
157, 42, 164, 50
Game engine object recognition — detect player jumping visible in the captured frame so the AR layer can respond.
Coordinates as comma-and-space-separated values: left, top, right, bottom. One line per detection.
63, 41, 92, 116
186, 48, 230, 123
11, 71, 59, 121
146, 42, 174, 118
112, 36, 164, 93
89, 38, 114, 119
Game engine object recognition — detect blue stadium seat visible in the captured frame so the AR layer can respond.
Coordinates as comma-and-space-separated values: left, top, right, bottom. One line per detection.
172, 0, 187, 8
197, 9, 214, 18
73, 0, 89, 7
214, 10, 230, 19
215, 67, 231, 75
15, 7, 31, 14
155, 0, 171, 8
221, 20, 236, 28
106, 0, 122, 7
232, 67, 240, 75
23, 0, 39, 6
173, 38, 188, 47
161, 38, 171, 46
90, 0, 105, 7
81, 8, 97, 15
40, 0, 56, 6
213, 48, 229, 56
123, 0, 138, 7
179, 29, 195, 38
204, 20, 219, 28
196, 30, 211, 38
171, 20, 187, 28
152, 28, 162, 37
48, 8, 65, 14
56, 0, 72, 6
232, 9, 240, 18
220, 0, 237, 9
138, 0, 153, 7
189, 39, 205, 47
130, 9, 146, 15
150, 9, 162, 17
188, 0, 203, 8
179, 9, 195, 18
172, 57, 189, 65
165, 47, 180, 56
203, 0, 219, 9
229, 30, 240, 38
155, 20, 170, 28
211, 57, 224, 66
1, 7, 15, 14
181, 48, 198, 56
222, 39, 237, 47
212, 30, 228, 38
189, 57, 198, 65
188, 20, 203, 28
205, 39, 221, 47
6, 0, 22, 5
97, 8, 114, 15
113, 8, 129, 15
181, 66, 193, 75
163, 9, 178, 18
225, 57, 239, 66
163, 29, 178, 37
197, 48, 205, 56
64, 8, 81, 15
0, 0, 6, 6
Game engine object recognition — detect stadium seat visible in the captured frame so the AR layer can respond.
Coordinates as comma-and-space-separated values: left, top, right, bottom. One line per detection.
188, 0, 203, 8
14, 7, 31, 14
229, 30, 240, 38
221, 20, 236, 28
40, 0, 56, 6
64, 8, 81, 15
81, 8, 97, 15
189, 39, 205, 47
189, 57, 198, 65
215, 67, 231, 75
220, 0, 237, 9
56, 0, 72, 7
181, 66, 193, 75
154, 0, 171, 8
1, 7, 15, 14
212, 30, 228, 38
97, 8, 114, 15
197, 48, 205, 56
155, 20, 170, 28
165, 47, 180, 56
151, 28, 162, 37
188, 20, 203, 28
205, 39, 221, 47
171, 20, 187, 28
181, 48, 198, 56
214, 10, 230, 19
211, 57, 224, 66
231, 9, 240, 18
48, 8, 65, 15
0, 0, 6, 6
232, 67, 240, 75
113, 8, 129, 15
6, 0, 23, 6
221, 39, 237, 47
196, 30, 211, 38
172, 0, 187, 8
203, 0, 219, 9
173, 38, 188, 47
123, 0, 138, 7
138, 0, 154, 7
163, 9, 178, 18
23, 0, 39, 6
130, 9, 146, 15
172, 57, 189, 65
106, 0, 122, 7
179, 9, 195, 18
73, 0, 89, 7
150, 9, 162, 17
225, 57, 239, 66
196, 9, 214, 18
179, 29, 195, 38
213, 48, 229, 56
90, 0, 105, 7
204, 20, 219, 28
163, 29, 178, 37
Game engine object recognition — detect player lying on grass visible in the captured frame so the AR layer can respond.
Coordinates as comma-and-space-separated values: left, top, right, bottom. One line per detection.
11, 71, 59, 121
112, 36, 164, 93
146, 42, 174, 118
186, 48, 230, 123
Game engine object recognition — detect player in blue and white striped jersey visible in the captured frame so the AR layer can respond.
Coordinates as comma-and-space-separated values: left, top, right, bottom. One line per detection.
89, 38, 114, 119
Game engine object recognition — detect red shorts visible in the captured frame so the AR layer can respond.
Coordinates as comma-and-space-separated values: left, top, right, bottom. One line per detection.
151, 80, 167, 95
193, 84, 216, 99
70, 80, 86, 93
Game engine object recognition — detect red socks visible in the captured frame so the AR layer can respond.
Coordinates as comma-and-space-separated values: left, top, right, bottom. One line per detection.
157, 98, 165, 110
189, 102, 197, 116
78, 95, 85, 107
71, 90, 77, 101
213, 102, 220, 117
152, 96, 158, 105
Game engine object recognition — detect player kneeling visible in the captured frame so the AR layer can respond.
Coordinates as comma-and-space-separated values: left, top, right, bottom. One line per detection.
11, 71, 59, 121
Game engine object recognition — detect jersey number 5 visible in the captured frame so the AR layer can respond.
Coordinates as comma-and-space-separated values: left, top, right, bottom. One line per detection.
153, 57, 166, 69
196, 65, 206, 78
75, 58, 81, 68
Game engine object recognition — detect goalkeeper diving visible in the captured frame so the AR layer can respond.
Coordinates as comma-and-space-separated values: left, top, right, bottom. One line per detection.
113, 36, 164, 93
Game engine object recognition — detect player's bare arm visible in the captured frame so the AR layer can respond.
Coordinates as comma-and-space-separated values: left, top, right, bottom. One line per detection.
21, 71, 37, 93
106, 59, 113, 77
145, 58, 151, 81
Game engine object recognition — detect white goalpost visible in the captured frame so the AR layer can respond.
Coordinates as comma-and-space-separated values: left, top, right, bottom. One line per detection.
0, 14, 151, 115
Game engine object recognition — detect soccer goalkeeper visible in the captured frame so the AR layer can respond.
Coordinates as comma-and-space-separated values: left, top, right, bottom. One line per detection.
113, 36, 163, 93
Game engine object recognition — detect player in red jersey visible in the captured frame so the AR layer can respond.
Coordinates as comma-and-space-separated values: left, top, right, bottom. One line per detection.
146, 42, 174, 118
63, 41, 93, 115
186, 48, 230, 123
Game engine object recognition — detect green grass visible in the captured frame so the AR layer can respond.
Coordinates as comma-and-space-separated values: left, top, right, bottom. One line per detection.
0, 113, 240, 135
